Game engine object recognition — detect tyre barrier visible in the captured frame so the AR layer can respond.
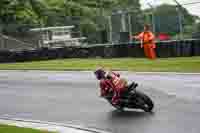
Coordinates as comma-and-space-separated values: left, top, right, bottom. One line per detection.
0, 39, 200, 63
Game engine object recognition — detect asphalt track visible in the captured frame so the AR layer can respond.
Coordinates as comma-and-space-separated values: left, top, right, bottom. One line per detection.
0, 71, 200, 133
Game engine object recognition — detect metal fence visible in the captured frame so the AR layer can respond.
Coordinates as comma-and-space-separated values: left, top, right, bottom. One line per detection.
0, 5, 200, 51
0, 34, 37, 51
107, 2, 200, 43
109, 10, 144, 44
144, 1, 200, 41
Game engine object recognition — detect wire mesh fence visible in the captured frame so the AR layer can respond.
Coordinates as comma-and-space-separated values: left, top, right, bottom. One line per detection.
0, 34, 37, 51
0, 3, 200, 51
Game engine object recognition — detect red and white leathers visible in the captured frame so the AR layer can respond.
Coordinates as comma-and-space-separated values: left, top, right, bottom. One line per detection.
100, 72, 127, 105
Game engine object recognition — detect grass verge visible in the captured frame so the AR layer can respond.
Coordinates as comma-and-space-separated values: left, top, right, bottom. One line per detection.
0, 57, 200, 72
0, 124, 55, 133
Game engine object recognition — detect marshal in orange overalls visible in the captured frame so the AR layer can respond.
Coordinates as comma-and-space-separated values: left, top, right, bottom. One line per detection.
132, 25, 157, 59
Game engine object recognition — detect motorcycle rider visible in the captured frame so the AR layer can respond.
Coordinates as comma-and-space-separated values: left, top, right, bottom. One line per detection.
94, 68, 128, 106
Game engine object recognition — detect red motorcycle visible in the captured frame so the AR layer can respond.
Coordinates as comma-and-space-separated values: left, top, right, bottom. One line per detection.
104, 82, 154, 112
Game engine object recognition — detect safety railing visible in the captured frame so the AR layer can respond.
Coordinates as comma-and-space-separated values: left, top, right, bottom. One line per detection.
0, 34, 37, 51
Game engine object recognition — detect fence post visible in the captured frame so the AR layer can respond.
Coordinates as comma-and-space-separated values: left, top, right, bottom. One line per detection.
0, 35, 5, 49
0, 35, 3, 49
128, 13, 132, 43
108, 16, 113, 44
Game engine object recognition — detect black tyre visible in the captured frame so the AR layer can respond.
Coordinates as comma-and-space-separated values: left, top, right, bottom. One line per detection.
135, 91, 154, 112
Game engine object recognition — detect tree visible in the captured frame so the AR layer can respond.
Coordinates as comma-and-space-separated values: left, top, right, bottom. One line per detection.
144, 4, 196, 36
0, 0, 143, 43
0, 0, 47, 35
114, 0, 141, 11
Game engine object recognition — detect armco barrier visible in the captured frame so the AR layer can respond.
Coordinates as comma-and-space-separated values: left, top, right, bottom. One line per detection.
0, 39, 200, 63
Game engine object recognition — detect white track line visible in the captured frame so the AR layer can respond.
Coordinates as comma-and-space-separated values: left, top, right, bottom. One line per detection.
0, 117, 111, 133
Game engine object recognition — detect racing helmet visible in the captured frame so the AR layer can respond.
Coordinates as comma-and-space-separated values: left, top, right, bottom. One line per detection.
94, 68, 106, 80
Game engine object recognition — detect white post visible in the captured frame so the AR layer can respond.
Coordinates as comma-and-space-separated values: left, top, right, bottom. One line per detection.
173, 0, 184, 39
121, 13, 126, 32
128, 13, 132, 43
108, 16, 113, 44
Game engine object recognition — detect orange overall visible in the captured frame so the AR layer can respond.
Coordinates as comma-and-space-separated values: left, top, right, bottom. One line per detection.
136, 31, 156, 59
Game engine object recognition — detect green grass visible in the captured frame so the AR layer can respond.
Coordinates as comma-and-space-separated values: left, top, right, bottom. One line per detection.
0, 124, 55, 133
0, 57, 200, 72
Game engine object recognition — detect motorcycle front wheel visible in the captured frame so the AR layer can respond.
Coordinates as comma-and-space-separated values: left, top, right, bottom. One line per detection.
134, 91, 154, 112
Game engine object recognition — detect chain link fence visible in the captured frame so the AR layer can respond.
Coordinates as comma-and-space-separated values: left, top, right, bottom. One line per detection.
108, 4, 200, 43
0, 16, 109, 50
0, 6, 200, 51
109, 10, 144, 44
0, 33, 38, 51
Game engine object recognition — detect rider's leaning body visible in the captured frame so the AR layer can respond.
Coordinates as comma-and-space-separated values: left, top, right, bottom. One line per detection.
94, 69, 128, 105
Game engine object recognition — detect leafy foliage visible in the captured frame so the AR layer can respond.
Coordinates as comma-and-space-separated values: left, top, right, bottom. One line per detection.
144, 4, 197, 36
4, 1, 198, 42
